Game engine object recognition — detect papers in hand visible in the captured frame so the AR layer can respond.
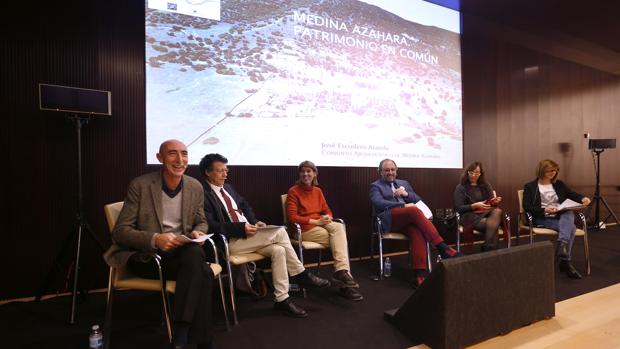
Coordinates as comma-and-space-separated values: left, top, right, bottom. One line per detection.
257, 225, 284, 233
556, 199, 585, 212
175, 233, 211, 244
416, 200, 433, 219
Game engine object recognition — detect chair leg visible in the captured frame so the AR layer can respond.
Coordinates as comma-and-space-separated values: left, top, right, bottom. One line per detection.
504, 214, 512, 248
426, 241, 432, 272
370, 232, 376, 261
583, 234, 591, 275
155, 258, 173, 343
579, 213, 591, 275
206, 238, 231, 330
216, 272, 230, 331
378, 236, 384, 280
226, 261, 239, 325
103, 268, 116, 349
316, 249, 322, 275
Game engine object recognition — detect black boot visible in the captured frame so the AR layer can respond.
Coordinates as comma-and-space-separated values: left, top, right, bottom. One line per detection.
559, 260, 583, 279
480, 244, 495, 252
555, 241, 569, 261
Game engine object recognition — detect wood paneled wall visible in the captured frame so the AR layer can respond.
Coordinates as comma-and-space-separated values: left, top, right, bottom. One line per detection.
2, 1, 619, 300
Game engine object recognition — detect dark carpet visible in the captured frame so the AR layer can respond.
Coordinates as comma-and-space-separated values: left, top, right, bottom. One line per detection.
3, 226, 619, 349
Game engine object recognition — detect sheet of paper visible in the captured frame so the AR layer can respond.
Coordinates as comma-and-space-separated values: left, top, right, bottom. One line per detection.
557, 199, 585, 211
175, 233, 210, 244
257, 225, 284, 233
416, 200, 433, 219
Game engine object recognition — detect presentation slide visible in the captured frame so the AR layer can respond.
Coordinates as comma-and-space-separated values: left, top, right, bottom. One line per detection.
145, 0, 462, 168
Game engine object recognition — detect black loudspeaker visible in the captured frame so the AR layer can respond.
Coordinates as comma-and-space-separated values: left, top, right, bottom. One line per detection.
386, 241, 555, 349
39, 83, 111, 115
588, 138, 616, 150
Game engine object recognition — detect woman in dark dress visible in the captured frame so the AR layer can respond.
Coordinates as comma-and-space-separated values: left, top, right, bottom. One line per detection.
454, 161, 503, 252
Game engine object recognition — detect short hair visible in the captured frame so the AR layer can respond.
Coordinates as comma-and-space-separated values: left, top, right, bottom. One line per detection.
378, 158, 397, 173
460, 161, 487, 185
536, 159, 560, 182
297, 160, 319, 186
199, 153, 228, 175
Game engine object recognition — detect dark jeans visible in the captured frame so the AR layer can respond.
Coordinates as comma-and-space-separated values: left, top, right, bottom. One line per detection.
535, 211, 576, 260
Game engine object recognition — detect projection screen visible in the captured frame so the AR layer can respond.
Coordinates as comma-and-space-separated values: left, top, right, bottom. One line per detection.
145, 0, 462, 168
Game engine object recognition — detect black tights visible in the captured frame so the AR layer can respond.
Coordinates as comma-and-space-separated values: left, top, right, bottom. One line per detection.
474, 208, 502, 248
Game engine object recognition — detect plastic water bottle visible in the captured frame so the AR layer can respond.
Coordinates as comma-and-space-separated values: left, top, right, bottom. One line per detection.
89, 324, 103, 349
383, 257, 392, 278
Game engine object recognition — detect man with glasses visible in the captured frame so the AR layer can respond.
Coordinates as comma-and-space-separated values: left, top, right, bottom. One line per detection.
370, 158, 462, 288
199, 153, 329, 318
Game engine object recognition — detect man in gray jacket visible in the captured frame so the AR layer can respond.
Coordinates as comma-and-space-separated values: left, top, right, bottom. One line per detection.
104, 139, 213, 349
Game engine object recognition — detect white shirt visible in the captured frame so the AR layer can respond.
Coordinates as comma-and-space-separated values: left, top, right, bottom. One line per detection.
208, 182, 248, 223
538, 183, 559, 215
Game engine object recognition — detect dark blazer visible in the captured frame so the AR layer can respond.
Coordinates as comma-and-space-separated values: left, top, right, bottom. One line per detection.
104, 171, 208, 268
370, 178, 421, 232
203, 182, 257, 240
523, 178, 584, 222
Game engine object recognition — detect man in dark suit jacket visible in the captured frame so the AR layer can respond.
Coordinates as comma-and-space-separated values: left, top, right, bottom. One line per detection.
369, 158, 461, 287
104, 140, 213, 349
199, 153, 329, 318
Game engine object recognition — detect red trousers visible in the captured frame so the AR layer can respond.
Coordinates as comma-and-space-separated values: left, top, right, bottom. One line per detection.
391, 206, 444, 270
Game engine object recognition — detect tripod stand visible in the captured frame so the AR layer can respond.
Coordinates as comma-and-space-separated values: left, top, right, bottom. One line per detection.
590, 148, 620, 230
35, 114, 105, 324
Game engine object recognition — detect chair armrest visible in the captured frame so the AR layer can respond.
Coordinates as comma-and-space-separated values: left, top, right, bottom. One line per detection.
503, 212, 511, 228
577, 212, 588, 231
333, 218, 345, 224
204, 235, 221, 265
211, 233, 231, 260
373, 216, 384, 235
286, 222, 302, 242
525, 212, 534, 227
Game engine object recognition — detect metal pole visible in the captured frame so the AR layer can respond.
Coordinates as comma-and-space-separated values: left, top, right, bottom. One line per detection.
593, 150, 601, 228
69, 115, 84, 324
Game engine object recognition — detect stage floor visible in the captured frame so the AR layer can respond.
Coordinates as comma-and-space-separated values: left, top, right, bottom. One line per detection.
412, 282, 620, 348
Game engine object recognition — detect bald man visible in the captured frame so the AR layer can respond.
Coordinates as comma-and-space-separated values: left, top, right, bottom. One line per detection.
104, 140, 214, 349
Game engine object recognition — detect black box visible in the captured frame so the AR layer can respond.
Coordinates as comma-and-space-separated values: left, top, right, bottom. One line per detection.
588, 139, 616, 150
39, 83, 111, 115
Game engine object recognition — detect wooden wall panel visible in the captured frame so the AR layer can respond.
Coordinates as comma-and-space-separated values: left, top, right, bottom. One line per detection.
2, 1, 620, 299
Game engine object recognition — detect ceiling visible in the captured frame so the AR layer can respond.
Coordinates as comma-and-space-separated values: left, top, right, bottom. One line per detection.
461, 0, 620, 53
455, 0, 620, 74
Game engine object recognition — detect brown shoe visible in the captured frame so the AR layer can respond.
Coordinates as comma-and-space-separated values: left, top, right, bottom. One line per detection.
332, 270, 359, 288
339, 287, 364, 301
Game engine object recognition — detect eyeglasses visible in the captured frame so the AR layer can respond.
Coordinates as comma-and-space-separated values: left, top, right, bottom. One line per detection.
467, 171, 481, 176
211, 169, 229, 174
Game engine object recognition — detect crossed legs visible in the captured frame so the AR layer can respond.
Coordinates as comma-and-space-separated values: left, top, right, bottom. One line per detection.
228, 227, 304, 302
473, 208, 503, 250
